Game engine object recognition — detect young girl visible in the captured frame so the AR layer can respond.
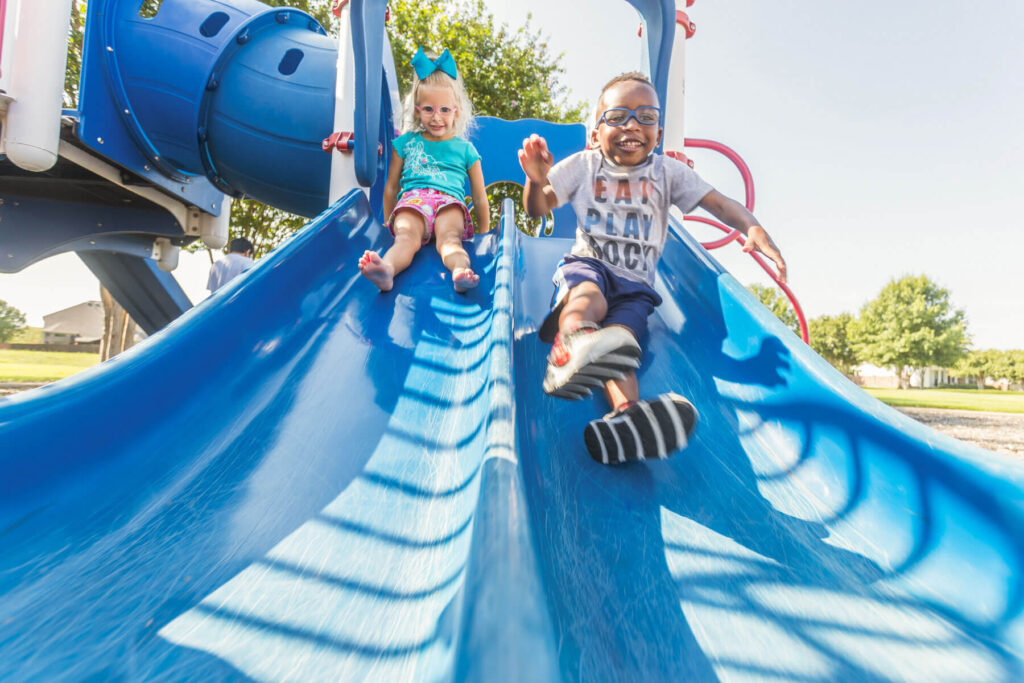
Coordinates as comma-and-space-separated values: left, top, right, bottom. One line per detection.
358, 47, 489, 292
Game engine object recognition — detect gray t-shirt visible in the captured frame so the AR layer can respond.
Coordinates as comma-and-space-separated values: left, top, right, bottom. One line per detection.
207, 252, 253, 292
548, 149, 714, 286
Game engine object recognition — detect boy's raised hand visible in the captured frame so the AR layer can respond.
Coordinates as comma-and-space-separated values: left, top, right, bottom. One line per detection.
518, 134, 553, 183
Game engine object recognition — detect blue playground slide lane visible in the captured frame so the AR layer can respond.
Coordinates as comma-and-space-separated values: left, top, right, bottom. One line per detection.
1, 191, 1023, 680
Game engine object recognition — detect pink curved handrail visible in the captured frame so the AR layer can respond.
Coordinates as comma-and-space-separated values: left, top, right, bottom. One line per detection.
675, 137, 810, 343
685, 138, 755, 211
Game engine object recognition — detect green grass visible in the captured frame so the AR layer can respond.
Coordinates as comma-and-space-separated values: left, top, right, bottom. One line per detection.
864, 387, 1024, 414
0, 348, 99, 382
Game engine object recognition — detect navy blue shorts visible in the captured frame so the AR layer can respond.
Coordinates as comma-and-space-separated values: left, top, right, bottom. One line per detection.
538, 255, 662, 343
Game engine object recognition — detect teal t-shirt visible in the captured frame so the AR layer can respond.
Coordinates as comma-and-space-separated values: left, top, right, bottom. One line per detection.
393, 131, 481, 200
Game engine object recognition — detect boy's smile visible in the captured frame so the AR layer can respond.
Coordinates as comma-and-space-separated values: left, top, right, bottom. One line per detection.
592, 80, 663, 166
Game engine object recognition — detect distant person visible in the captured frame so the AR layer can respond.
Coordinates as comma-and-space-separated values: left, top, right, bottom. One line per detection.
358, 46, 489, 293
519, 72, 787, 464
207, 237, 254, 293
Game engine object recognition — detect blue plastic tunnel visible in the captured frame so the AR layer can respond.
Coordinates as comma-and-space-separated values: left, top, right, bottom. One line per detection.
93, 0, 338, 216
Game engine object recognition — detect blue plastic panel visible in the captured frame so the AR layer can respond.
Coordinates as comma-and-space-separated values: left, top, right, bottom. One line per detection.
470, 117, 586, 238
624, 0, 674, 111
202, 12, 335, 215
0, 194, 179, 272
76, 0, 239, 209
77, 251, 192, 334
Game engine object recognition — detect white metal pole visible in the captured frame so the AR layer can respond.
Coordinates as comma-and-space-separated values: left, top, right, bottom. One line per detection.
2, 0, 73, 171
662, 2, 688, 155
328, 2, 364, 205
0, 0, 17, 98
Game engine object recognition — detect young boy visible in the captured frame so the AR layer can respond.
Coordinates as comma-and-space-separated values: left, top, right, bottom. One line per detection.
519, 72, 787, 464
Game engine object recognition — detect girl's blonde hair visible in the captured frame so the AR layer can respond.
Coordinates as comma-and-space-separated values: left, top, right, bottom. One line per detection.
401, 63, 475, 138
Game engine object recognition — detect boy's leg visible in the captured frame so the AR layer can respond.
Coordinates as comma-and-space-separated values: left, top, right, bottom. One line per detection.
359, 210, 425, 291
580, 301, 698, 463
558, 281, 607, 332
543, 284, 641, 399
434, 206, 478, 292
603, 368, 640, 413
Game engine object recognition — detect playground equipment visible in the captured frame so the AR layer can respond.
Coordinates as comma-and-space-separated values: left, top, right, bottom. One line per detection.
1, 0, 1023, 680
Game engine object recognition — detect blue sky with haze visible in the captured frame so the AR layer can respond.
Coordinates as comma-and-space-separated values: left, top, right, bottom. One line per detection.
3, 1, 1021, 349
491, 0, 1024, 349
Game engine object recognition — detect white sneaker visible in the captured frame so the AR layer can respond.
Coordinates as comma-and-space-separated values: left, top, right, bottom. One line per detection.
584, 393, 699, 464
542, 323, 641, 399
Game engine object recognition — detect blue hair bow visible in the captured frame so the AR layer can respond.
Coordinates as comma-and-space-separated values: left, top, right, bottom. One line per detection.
411, 46, 458, 80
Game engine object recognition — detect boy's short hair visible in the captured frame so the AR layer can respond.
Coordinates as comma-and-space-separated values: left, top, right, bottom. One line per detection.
228, 237, 254, 254
599, 71, 654, 97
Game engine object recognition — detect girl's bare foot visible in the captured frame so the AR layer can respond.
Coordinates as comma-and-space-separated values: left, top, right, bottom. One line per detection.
358, 251, 395, 291
452, 267, 479, 293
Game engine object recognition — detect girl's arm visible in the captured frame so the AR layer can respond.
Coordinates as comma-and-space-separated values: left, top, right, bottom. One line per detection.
467, 160, 490, 234
697, 189, 787, 283
383, 149, 403, 220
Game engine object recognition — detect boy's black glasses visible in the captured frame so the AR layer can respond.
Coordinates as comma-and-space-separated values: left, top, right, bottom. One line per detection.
597, 106, 661, 127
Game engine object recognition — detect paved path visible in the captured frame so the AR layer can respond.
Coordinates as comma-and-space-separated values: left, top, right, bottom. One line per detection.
0, 382, 46, 397
897, 406, 1024, 458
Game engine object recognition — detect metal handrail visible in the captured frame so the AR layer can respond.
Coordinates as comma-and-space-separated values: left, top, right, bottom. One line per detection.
678, 137, 809, 342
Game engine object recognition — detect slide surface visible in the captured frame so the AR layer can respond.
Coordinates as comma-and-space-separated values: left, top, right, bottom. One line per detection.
2, 191, 1022, 681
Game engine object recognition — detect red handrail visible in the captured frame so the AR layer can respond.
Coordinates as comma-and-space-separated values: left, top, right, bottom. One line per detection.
675, 137, 810, 343
685, 137, 755, 210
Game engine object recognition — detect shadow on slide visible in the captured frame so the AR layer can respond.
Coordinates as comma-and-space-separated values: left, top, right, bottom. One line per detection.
0, 192, 552, 680
2, 193, 1023, 681
511, 216, 1024, 681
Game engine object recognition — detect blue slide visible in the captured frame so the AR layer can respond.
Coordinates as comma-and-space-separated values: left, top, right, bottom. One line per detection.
3, 0, 1024, 676
2, 185, 1024, 680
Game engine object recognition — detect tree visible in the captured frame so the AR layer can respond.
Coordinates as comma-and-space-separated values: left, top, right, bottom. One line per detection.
99, 286, 137, 361
808, 312, 859, 376
851, 275, 969, 389
747, 283, 800, 337
950, 350, 1002, 390
953, 349, 1024, 391
1005, 350, 1024, 389
64, 1, 86, 107
0, 301, 28, 343
387, 0, 586, 122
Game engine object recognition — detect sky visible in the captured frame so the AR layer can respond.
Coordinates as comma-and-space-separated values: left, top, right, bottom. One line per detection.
2, 0, 1022, 349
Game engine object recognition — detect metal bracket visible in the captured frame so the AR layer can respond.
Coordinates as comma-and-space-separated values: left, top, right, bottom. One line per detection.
322, 131, 382, 155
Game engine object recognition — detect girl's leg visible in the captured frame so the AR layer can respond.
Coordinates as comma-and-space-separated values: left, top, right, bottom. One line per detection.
359, 209, 425, 291
434, 206, 478, 292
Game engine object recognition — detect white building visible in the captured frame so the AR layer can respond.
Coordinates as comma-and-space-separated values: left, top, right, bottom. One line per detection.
41, 301, 103, 345
852, 363, 967, 389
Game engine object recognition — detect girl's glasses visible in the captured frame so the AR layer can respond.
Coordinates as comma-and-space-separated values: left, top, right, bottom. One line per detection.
597, 106, 661, 127
416, 105, 457, 117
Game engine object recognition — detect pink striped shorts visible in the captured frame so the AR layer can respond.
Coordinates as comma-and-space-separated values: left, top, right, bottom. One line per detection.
388, 188, 475, 244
